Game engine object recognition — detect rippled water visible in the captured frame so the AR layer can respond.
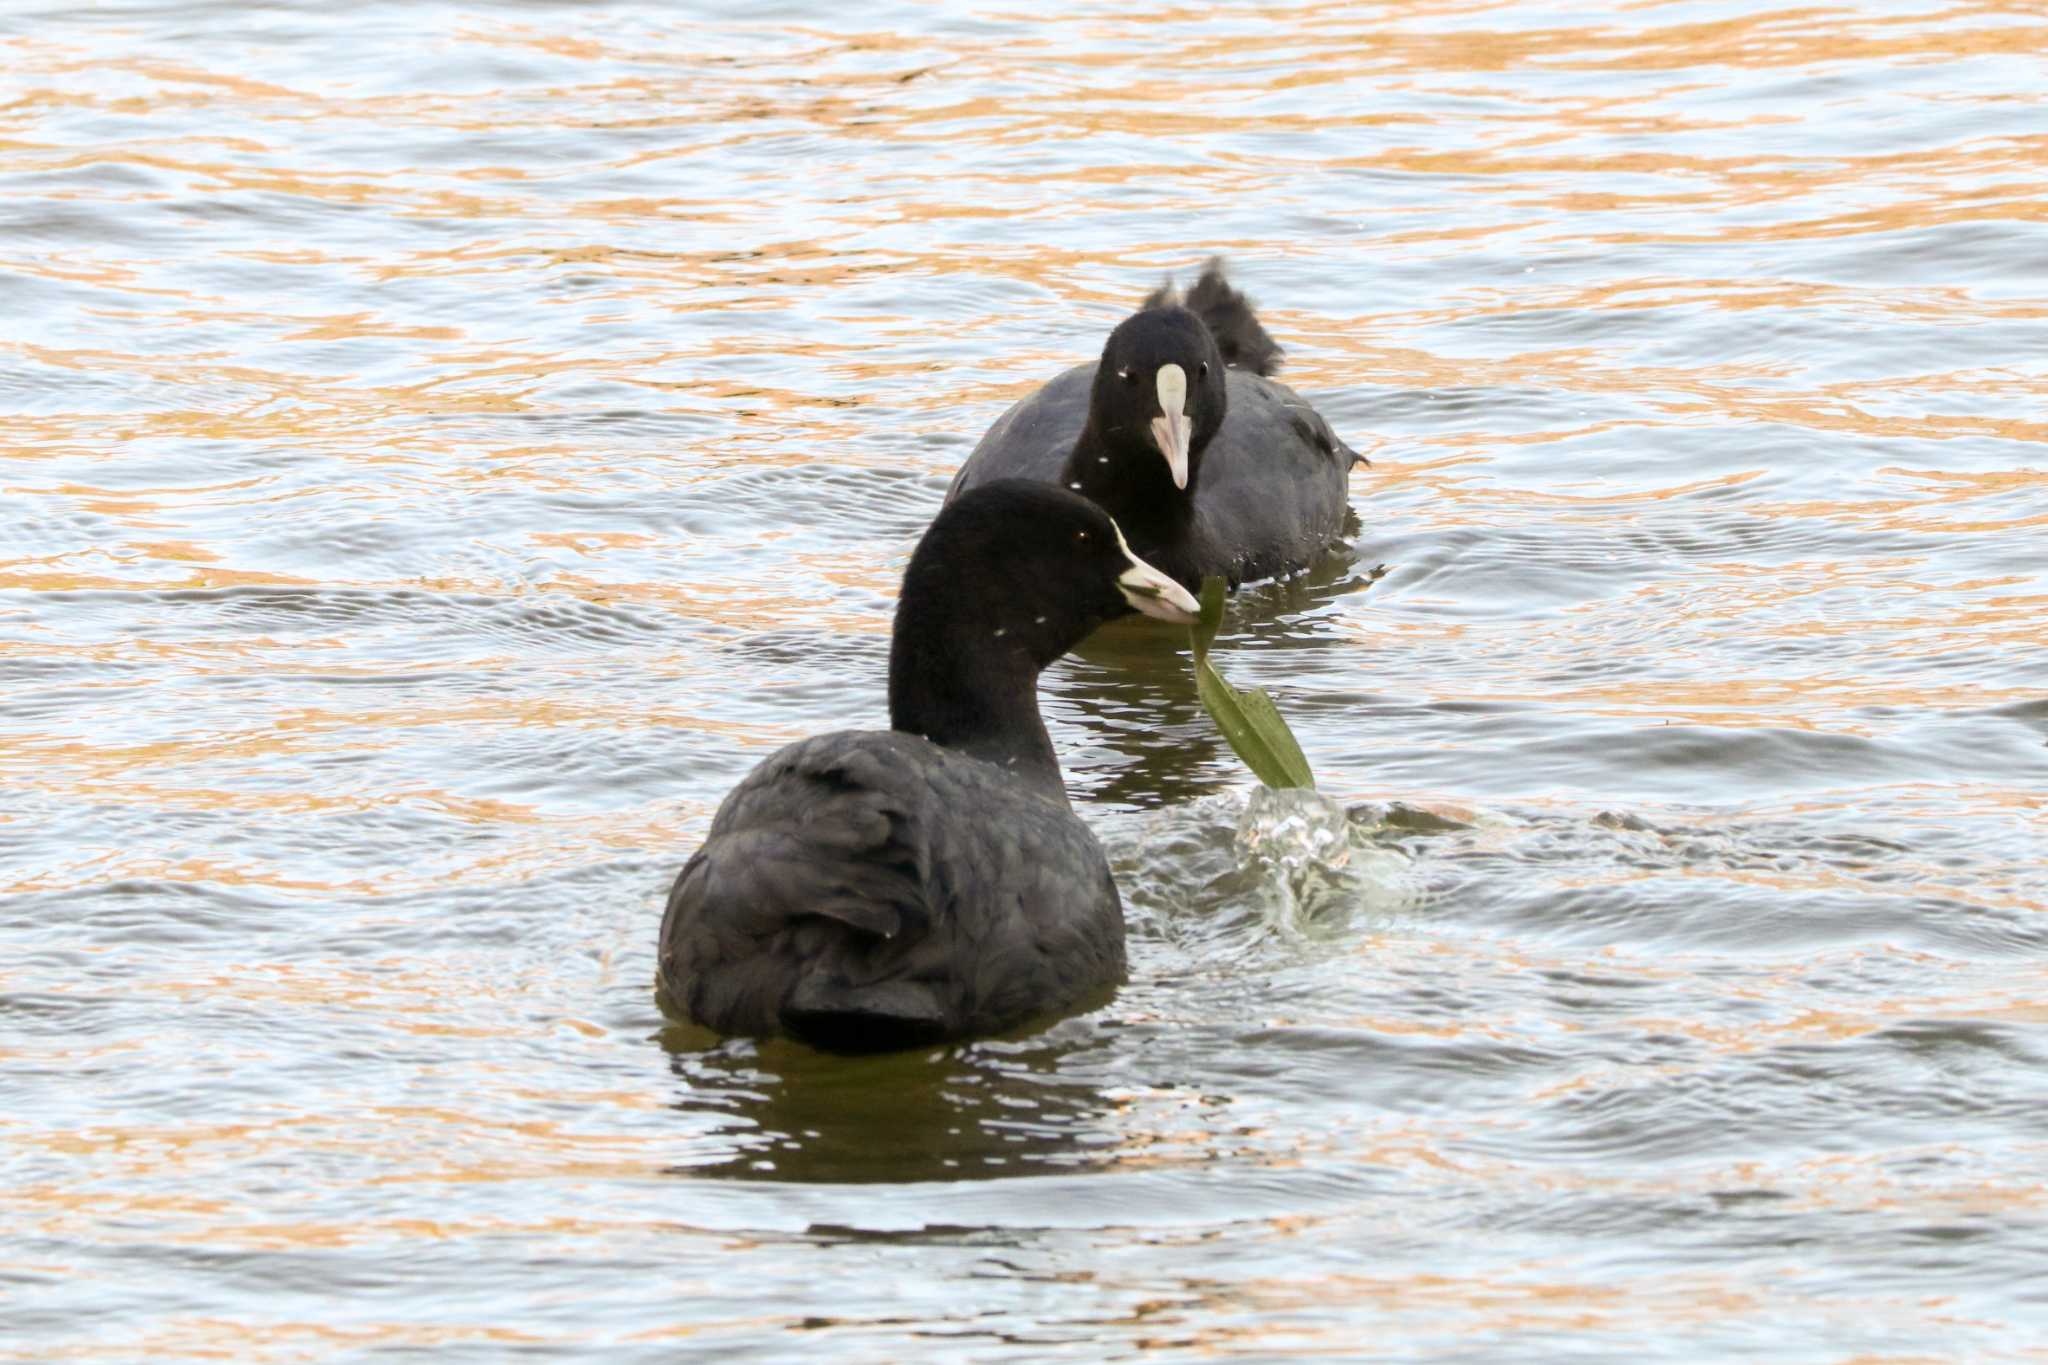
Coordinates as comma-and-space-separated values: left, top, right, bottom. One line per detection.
5, 0, 2047, 1357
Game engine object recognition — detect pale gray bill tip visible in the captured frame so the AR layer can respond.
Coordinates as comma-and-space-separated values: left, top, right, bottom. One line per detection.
1150, 362, 1191, 490
1110, 518, 1199, 623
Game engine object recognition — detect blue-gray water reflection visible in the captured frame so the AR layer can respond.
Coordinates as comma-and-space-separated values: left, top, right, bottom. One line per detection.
4, 0, 2047, 1358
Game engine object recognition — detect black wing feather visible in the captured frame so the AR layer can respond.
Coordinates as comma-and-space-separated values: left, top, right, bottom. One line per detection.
659, 731, 1124, 1051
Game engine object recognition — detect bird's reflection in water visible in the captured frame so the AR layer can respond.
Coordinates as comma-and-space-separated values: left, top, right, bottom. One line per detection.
657, 1016, 1122, 1184
1049, 540, 1383, 809
1054, 627, 1223, 808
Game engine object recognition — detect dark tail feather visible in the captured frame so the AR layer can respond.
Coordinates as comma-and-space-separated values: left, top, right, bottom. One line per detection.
1146, 258, 1285, 377
781, 977, 950, 1054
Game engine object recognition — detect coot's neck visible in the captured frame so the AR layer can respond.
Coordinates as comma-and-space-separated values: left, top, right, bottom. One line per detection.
889, 617, 1066, 802
1059, 422, 1198, 586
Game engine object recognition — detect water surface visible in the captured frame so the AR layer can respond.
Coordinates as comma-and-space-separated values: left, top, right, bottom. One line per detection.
4, 0, 2047, 1358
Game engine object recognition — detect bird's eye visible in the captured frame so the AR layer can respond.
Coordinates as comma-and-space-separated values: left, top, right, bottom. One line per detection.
1118, 366, 1137, 387
1075, 530, 1089, 542
1199, 362, 1210, 379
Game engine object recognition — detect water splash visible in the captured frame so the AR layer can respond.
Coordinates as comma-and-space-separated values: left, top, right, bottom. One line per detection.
1231, 785, 1417, 943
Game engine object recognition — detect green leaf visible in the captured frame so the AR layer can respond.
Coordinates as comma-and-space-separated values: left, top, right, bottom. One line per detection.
1191, 575, 1227, 667
1188, 576, 1316, 789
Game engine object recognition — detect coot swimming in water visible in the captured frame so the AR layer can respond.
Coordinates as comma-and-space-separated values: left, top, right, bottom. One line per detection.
658, 480, 1200, 1054
946, 260, 1363, 589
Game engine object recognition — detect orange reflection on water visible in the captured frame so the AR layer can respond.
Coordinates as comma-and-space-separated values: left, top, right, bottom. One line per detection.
3, 2, 2046, 1359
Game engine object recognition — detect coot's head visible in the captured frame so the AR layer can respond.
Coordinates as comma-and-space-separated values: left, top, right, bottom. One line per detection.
897, 480, 1199, 667
1085, 305, 1228, 493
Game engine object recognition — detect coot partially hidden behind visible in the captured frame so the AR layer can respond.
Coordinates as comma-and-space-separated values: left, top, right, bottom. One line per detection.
659, 480, 1201, 1054
947, 260, 1365, 590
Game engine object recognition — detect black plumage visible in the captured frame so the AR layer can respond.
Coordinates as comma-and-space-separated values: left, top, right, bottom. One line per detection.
659, 480, 1199, 1054
946, 260, 1364, 589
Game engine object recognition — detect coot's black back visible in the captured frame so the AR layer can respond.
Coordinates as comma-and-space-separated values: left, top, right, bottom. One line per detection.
659, 730, 1123, 1053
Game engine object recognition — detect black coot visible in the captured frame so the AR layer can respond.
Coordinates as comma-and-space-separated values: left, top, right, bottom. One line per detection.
947, 260, 1364, 589
659, 480, 1201, 1054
